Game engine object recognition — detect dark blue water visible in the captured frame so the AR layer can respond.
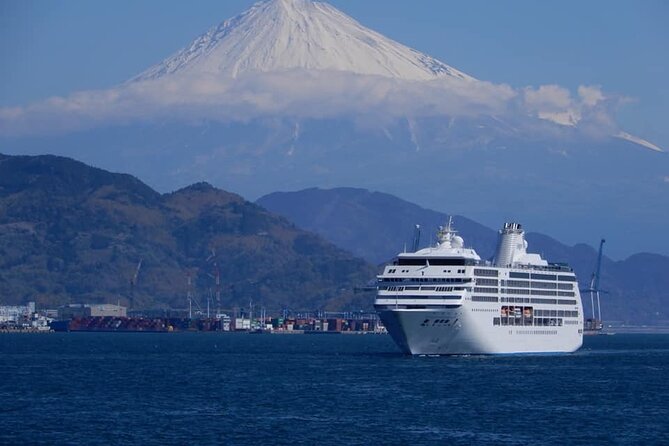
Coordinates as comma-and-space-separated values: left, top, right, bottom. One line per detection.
1, 333, 667, 445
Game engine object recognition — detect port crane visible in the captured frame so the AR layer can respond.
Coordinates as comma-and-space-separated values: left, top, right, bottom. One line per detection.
205, 248, 222, 318
129, 259, 142, 309
582, 239, 606, 332
186, 273, 204, 319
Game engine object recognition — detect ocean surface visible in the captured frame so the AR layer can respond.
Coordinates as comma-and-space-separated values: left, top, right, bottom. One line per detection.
1, 333, 667, 445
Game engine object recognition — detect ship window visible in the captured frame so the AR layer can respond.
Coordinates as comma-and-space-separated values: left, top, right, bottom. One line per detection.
476, 278, 498, 286
557, 283, 574, 290
507, 280, 529, 288
397, 258, 427, 266
509, 272, 530, 279
558, 275, 577, 282
531, 282, 557, 289
473, 287, 498, 294
428, 258, 466, 266
472, 295, 499, 302
530, 298, 559, 304
557, 299, 577, 305
531, 273, 557, 281
533, 290, 557, 296
474, 269, 498, 277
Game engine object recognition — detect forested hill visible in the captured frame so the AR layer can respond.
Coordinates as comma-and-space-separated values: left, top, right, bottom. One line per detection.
0, 154, 376, 311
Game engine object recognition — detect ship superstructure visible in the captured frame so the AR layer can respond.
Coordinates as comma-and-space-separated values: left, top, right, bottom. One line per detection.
375, 220, 584, 355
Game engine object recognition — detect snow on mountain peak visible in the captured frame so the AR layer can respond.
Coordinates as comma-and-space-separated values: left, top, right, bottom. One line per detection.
6, 0, 661, 158
131, 0, 475, 82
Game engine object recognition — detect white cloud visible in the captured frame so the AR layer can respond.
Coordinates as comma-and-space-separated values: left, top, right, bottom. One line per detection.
578, 85, 605, 107
0, 69, 626, 143
524, 84, 573, 110
520, 83, 627, 139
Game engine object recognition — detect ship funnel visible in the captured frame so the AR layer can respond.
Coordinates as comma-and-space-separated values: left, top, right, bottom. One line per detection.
494, 222, 525, 267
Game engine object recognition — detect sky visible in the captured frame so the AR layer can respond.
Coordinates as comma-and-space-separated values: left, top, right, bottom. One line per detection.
0, 0, 668, 259
1, 0, 667, 149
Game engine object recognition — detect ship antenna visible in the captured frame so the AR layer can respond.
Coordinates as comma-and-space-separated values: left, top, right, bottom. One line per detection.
445, 216, 457, 233
437, 216, 457, 245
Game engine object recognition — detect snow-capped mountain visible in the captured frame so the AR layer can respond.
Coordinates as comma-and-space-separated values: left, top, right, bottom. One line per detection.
132, 0, 473, 82
1, 0, 667, 258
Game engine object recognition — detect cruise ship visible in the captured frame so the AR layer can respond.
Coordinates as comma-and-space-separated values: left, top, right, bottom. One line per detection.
375, 220, 584, 355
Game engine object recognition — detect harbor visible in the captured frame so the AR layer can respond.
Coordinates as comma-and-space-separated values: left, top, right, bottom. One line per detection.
48, 313, 384, 334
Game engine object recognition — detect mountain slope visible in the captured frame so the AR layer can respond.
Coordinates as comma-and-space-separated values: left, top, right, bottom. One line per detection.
132, 0, 473, 82
257, 187, 669, 325
2, 0, 667, 260
0, 154, 376, 311
258, 187, 497, 263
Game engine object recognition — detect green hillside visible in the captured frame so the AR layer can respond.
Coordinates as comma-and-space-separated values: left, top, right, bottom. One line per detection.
0, 154, 376, 311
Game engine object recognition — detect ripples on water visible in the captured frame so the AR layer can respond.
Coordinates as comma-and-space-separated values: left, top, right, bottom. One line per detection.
1, 333, 667, 445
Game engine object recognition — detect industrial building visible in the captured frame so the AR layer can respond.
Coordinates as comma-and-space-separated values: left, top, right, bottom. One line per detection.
59, 303, 127, 319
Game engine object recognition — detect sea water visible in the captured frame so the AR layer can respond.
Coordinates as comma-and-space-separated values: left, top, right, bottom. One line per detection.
1, 333, 667, 445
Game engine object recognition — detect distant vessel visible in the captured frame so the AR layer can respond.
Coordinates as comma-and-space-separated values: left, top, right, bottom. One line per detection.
374, 220, 584, 355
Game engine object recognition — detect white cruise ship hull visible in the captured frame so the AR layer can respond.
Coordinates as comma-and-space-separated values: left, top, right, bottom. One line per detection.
375, 220, 585, 356
378, 308, 583, 355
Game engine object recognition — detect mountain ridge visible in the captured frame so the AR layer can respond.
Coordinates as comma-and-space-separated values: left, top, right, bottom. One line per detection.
0, 154, 376, 311
1, 0, 667, 259
257, 187, 669, 325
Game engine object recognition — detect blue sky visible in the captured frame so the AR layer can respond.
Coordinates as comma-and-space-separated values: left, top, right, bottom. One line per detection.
1, 0, 667, 148
0, 0, 668, 259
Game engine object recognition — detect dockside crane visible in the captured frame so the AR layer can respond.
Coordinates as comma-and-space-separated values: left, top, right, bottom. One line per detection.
129, 259, 142, 310
214, 263, 221, 316
582, 239, 606, 332
205, 248, 222, 318
186, 273, 200, 319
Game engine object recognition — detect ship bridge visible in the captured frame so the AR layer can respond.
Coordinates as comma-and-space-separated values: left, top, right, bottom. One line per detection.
396, 217, 481, 263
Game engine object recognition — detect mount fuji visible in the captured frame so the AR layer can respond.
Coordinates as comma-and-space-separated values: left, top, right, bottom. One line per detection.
131, 0, 473, 82
1, 0, 667, 257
